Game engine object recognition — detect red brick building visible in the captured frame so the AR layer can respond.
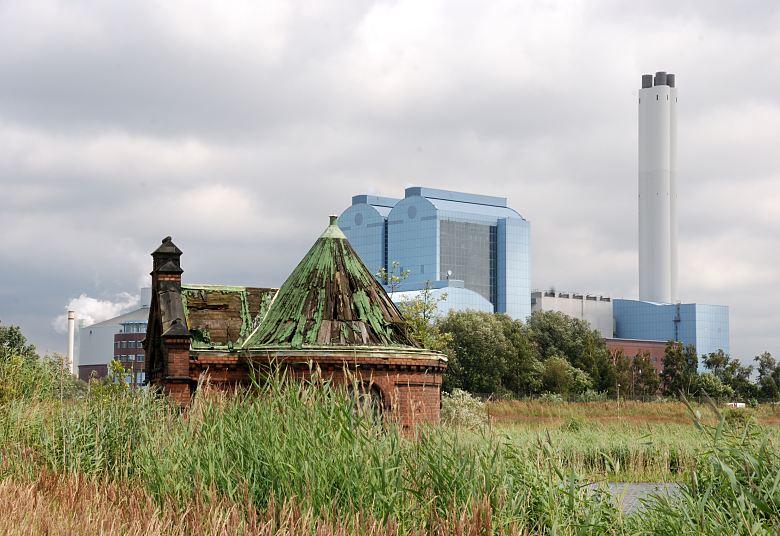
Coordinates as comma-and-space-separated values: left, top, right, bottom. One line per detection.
605, 338, 667, 373
144, 217, 447, 429
114, 320, 146, 386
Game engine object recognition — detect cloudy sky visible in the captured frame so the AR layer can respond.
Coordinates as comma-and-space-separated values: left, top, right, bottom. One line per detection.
1, 0, 777, 363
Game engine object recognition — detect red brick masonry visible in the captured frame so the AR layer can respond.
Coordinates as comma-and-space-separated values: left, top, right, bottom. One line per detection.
187, 347, 447, 430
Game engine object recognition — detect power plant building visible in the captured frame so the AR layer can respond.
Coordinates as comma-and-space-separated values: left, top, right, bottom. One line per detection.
338, 187, 531, 319
531, 291, 613, 339
614, 299, 729, 357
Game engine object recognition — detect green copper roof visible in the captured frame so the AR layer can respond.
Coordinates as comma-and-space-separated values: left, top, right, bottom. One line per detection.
244, 217, 416, 349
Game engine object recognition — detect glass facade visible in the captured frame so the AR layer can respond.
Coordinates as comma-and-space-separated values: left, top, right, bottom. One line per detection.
613, 299, 729, 357
339, 187, 531, 319
439, 220, 496, 303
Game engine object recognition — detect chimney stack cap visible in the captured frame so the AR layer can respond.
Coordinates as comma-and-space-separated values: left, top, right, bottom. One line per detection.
152, 236, 182, 257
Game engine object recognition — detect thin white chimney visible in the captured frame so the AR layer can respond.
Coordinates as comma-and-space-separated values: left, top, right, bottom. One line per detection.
638, 71, 678, 303
67, 310, 76, 375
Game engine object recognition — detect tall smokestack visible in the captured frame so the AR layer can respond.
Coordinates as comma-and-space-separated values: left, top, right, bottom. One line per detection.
638, 71, 678, 303
67, 310, 76, 375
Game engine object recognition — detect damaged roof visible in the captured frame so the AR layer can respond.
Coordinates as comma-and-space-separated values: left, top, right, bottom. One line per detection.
182, 284, 277, 349
243, 216, 417, 349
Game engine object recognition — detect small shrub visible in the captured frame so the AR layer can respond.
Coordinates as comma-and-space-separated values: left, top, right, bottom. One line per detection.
575, 389, 608, 402
723, 407, 756, 430
562, 416, 585, 432
440, 389, 489, 429
538, 392, 564, 403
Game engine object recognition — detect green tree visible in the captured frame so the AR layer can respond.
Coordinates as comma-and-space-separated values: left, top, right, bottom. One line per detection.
632, 353, 660, 397
376, 261, 410, 297
694, 372, 734, 400
88, 359, 132, 402
438, 311, 541, 397
525, 310, 612, 391
396, 281, 452, 353
661, 342, 698, 396
754, 352, 780, 401
0, 321, 37, 361
702, 350, 756, 401
612, 349, 633, 396
541, 356, 591, 396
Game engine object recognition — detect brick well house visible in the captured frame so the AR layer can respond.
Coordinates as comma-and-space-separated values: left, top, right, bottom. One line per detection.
144, 216, 447, 429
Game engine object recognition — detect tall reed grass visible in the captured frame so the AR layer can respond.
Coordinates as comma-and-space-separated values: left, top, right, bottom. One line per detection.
0, 375, 621, 533
627, 400, 780, 534
2, 373, 779, 533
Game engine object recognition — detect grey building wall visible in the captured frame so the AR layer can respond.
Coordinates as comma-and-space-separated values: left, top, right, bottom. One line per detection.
531, 291, 614, 338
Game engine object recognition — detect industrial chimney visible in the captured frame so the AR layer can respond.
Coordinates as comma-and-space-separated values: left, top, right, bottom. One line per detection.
638, 71, 678, 303
67, 310, 76, 375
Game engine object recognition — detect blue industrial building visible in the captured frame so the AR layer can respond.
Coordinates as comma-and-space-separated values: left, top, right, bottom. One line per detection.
338, 187, 531, 319
613, 299, 729, 357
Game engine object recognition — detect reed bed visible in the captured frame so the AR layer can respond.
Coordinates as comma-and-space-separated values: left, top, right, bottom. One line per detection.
0, 377, 622, 534
1, 376, 779, 533
500, 423, 721, 482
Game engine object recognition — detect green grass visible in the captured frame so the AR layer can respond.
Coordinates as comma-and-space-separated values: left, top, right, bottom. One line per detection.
1, 372, 779, 533
0, 377, 623, 533
499, 422, 731, 482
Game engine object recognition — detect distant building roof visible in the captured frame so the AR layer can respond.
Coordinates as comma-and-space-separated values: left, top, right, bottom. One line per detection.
84, 306, 150, 328
405, 187, 507, 208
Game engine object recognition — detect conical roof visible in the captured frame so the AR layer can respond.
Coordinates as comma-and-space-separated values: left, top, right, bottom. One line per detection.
244, 216, 416, 348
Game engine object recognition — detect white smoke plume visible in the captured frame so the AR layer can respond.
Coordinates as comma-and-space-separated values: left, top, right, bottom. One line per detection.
52, 292, 140, 333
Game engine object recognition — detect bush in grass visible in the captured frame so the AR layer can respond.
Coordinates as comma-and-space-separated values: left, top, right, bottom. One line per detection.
0, 352, 84, 403
539, 392, 564, 403
562, 415, 585, 432
723, 407, 756, 431
440, 388, 489, 429
575, 389, 608, 402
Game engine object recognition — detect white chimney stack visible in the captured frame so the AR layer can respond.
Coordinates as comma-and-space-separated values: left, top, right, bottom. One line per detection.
638, 71, 678, 303
67, 310, 76, 375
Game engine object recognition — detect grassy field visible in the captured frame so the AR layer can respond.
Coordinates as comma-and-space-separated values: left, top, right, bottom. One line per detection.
1, 379, 779, 533
487, 398, 780, 425
484, 399, 780, 483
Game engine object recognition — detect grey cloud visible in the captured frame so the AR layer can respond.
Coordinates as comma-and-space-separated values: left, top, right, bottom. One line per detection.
0, 0, 777, 363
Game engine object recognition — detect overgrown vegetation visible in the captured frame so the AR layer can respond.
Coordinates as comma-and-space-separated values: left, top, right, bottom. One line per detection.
2, 321, 779, 533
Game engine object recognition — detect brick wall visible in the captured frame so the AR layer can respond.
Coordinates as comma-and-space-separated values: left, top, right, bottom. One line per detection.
181, 352, 445, 430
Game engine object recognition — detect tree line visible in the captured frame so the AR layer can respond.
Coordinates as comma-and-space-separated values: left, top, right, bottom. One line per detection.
399, 305, 780, 402
4, 305, 780, 403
